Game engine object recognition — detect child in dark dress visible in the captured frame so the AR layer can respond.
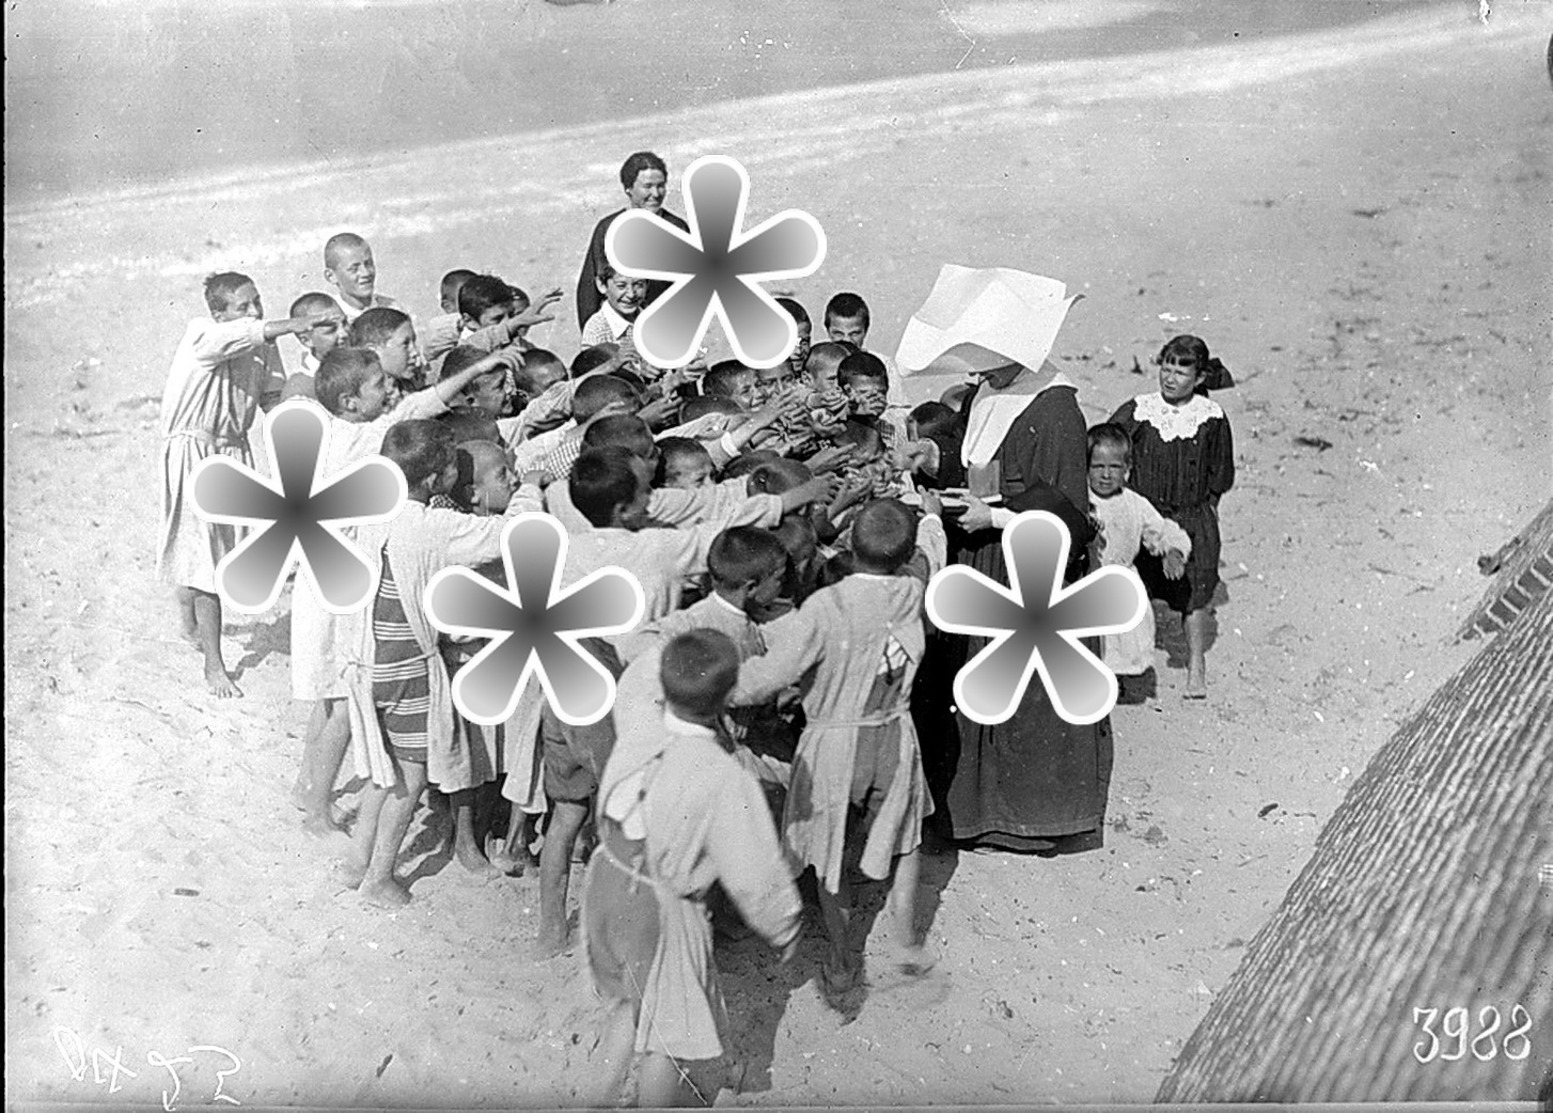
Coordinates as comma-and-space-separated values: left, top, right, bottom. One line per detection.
1109, 335, 1235, 699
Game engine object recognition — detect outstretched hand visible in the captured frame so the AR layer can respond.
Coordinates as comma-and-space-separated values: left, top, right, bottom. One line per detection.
1163, 550, 1187, 579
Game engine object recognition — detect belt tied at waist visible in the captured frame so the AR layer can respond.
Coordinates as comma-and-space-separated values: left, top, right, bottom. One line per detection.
165, 429, 249, 450
804, 705, 911, 731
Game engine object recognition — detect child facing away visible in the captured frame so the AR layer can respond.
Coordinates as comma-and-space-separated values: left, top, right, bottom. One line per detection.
585, 629, 802, 1108
158, 272, 328, 697
727, 497, 947, 996
279, 292, 346, 402
1108, 335, 1235, 699
1086, 423, 1192, 704
338, 420, 537, 906
289, 344, 514, 835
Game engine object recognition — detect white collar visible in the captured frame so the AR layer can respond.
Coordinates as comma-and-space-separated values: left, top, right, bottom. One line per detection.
1133, 392, 1224, 442
663, 707, 718, 738
961, 362, 1074, 467
602, 303, 636, 340
709, 593, 747, 617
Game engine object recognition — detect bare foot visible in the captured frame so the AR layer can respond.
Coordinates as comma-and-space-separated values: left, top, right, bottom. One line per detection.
360, 876, 412, 908
534, 924, 570, 961
455, 841, 502, 879
301, 809, 345, 837
335, 857, 369, 890
486, 836, 529, 877
892, 941, 940, 977
1184, 671, 1208, 700
205, 664, 242, 699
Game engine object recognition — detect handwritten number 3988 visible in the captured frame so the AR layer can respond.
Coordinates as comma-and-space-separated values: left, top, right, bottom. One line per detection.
1412, 1005, 1532, 1064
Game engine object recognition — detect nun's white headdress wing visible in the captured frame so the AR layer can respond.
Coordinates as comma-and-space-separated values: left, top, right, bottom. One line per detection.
895, 265, 1082, 377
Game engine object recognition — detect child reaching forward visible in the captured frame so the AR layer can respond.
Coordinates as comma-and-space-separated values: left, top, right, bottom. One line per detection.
728, 497, 947, 996
1109, 335, 1235, 699
585, 630, 802, 1108
1086, 423, 1192, 703
158, 272, 326, 697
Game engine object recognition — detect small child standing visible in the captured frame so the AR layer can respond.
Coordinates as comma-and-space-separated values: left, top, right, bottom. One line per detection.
729, 498, 947, 995
158, 272, 322, 697
585, 630, 802, 1108
1086, 423, 1192, 703
1109, 335, 1235, 699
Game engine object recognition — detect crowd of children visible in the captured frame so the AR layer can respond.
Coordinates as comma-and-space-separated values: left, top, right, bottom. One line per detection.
156, 156, 1235, 1103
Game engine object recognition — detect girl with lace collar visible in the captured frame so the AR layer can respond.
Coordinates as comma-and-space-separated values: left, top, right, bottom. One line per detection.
1109, 335, 1236, 699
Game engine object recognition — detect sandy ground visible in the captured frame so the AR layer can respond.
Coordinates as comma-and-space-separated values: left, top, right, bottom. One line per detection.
5, 2, 1551, 1107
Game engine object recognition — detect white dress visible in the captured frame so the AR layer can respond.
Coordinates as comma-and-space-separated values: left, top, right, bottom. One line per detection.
1091, 487, 1192, 676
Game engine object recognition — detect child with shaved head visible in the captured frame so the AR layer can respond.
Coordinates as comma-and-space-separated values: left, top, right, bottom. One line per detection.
323, 233, 400, 322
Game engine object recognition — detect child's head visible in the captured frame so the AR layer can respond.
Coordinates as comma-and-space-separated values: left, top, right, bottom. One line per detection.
439, 268, 477, 314
204, 272, 261, 321
454, 439, 516, 515
573, 373, 643, 424
776, 296, 812, 377
850, 499, 917, 574
721, 449, 785, 481
660, 629, 740, 724
381, 419, 458, 496
703, 361, 758, 411
656, 437, 715, 489
1156, 335, 1233, 402
746, 457, 814, 498
770, 515, 819, 601
458, 274, 519, 330
833, 419, 886, 466
516, 348, 568, 395
595, 263, 648, 320
349, 307, 421, 386
908, 401, 961, 443
680, 394, 744, 423
572, 344, 619, 380
1087, 423, 1132, 499
753, 361, 797, 407
619, 151, 669, 214
441, 347, 507, 417
582, 414, 658, 472
323, 233, 377, 304
838, 352, 890, 418
938, 382, 974, 414
571, 446, 651, 530
805, 341, 854, 393
824, 292, 870, 347
316, 347, 396, 421
707, 526, 789, 609
438, 407, 502, 447
289, 292, 346, 359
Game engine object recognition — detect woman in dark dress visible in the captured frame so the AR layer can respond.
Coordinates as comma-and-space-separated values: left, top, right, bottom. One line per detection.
575, 151, 690, 331
913, 358, 1111, 851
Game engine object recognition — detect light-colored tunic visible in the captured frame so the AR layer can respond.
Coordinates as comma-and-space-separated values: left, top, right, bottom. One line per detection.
1091, 487, 1192, 676
289, 391, 447, 701
157, 317, 283, 593
731, 516, 947, 892
597, 688, 800, 1060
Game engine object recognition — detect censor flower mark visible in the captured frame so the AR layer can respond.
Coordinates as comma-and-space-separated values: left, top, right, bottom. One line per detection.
192, 401, 406, 614
425, 514, 645, 727
606, 154, 826, 370
925, 511, 1148, 726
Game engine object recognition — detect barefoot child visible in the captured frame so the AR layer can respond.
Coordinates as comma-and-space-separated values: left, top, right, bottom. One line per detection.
158, 272, 324, 697
1086, 423, 1192, 703
728, 497, 947, 995
584, 630, 802, 1108
339, 421, 536, 905
290, 345, 519, 834
1109, 336, 1235, 699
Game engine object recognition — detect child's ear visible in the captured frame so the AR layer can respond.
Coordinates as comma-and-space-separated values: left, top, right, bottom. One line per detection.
596, 277, 610, 296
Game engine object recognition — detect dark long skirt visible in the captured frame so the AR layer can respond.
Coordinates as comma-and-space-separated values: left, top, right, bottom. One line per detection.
914, 531, 1113, 846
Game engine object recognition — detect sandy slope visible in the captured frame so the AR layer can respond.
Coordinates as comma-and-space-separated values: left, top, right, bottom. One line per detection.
5, 4, 1550, 1106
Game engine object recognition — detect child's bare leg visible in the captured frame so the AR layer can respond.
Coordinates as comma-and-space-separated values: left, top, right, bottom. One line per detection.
451, 789, 498, 876
359, 759, 429, 908
536, 799, 588, 956
590, 1000, 639, 1108
1184, 608, 1208, 697
496, 808, 540, 874
339, 782, 389, 889
886, 849, 936, 973
815, 877, 858, 991
190, 588, 240, 698
637, 1050, 687, 1108
174, 586, 199, 645
297, 698, 350, 834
